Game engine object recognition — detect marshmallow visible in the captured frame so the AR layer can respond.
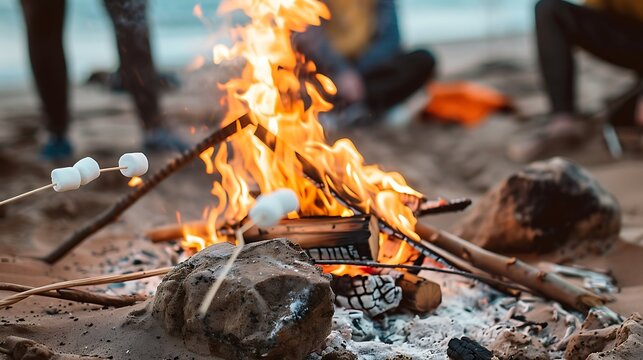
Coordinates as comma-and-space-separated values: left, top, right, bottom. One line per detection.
73, 157, 100, 185
249, 189, 300, 227
271, 188, 300, 214
51, 167, 82, 192
118, 153, 148, 177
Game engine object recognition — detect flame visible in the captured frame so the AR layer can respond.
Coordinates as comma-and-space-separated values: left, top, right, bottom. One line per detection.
128, 176, 143, 187
187, 0, 423, 271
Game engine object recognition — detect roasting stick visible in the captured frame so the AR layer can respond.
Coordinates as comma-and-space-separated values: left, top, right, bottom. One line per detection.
0, 282, 146, 308
0, 153, 149, 207
198, 189, 300, 317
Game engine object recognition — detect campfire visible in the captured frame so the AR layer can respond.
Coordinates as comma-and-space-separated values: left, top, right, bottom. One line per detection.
1, 0, 634, 359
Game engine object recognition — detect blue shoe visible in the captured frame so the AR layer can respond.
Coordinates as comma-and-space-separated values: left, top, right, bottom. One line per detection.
40, 136, 73, 162
143, 128, 189, 153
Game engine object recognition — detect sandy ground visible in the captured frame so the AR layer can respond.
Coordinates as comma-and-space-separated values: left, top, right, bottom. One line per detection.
0, 35, 642, 358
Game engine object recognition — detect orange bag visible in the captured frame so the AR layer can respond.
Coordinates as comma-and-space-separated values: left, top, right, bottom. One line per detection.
425, 81, 511, 127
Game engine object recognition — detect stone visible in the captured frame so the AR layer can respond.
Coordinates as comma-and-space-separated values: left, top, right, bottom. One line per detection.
152, 238, 334, 360
455, 157, 621, 253
488, 330, 550, 360
585, 313, 643, 360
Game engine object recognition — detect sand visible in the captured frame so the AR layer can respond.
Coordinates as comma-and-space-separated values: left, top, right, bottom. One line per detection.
1, 35, 642, 359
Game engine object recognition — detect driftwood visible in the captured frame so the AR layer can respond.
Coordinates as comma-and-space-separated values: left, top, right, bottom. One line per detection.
415, 222, 607, 313
42, 114, 252, 264
0, 267, 171, 308
0, 282, 145, 308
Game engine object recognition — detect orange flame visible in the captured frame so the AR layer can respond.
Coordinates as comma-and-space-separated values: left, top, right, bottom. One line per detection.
186, 0, 422, 269
127, 176, 143, 187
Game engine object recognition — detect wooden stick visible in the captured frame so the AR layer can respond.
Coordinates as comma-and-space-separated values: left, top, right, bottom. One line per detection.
99, 166, 127, 173
42, 114, 252, 264
0, 282, 145, 307
0, 267, 171, 308
397, 272, 442, 313
198, 220, 254, 316
0, 183, 54, 207
415, 222, 607, 312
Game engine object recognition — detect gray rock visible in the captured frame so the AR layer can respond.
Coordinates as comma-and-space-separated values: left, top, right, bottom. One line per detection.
455, 157, 621, 253
152, 238, 334, 360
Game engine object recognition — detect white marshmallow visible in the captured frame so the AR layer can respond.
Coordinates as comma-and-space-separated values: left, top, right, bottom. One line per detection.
51, 167, 82, 192
249, 189, 300, 227
118, 153, 148, 177
271, 188, 299, 213
73, 157, 100, 185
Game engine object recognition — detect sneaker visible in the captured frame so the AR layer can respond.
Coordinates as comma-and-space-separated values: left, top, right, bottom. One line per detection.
143, 128, 189, 153
40, 135, 73, 162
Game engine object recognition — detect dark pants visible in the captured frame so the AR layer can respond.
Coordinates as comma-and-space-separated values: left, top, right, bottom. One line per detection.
362, 50, 435, 110
20, 0, 161, 137
535, 0, 643, 115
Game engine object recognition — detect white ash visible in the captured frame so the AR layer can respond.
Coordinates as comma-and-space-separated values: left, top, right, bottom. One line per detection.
334, 275, 402, 317
310, 271, 593, 359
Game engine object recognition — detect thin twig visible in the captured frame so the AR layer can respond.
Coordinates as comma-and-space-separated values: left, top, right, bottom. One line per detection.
0, 282, 146, 308
314, 259, 532, 294
42, 114, 252, 264
0, 267, 171, 308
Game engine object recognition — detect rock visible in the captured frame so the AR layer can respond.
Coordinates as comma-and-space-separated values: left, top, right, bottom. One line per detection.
321, 349, 358, 360
586, 313, 643, 360
488, 330, 550, 360
455, 157, 620, 253
152, 238, 334, 360
564, 326, 618, 360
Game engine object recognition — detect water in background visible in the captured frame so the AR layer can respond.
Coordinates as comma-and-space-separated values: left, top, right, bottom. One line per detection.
0, 0, 535, 89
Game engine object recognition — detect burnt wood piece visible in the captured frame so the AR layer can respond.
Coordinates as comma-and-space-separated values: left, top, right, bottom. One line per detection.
417, 198, 472, 216
397, 272, 442, 313
447, 337, 494, 360
42, 114, 252, 264
146, 216, 379, 261
332, 274, 402, 317
416, 222, 607, 313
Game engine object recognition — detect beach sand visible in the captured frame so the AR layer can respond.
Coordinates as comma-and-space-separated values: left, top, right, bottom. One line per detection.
0, 35, 642, 358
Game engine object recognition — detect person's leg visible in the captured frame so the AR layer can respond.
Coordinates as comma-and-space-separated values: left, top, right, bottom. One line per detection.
103, 0, 161, 131
361, 50, 436, 111
535, 0, 643, 116
20, 0, 70, 140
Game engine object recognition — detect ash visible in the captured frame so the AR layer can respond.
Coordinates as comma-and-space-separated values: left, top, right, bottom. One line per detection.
309, 271, 585, 360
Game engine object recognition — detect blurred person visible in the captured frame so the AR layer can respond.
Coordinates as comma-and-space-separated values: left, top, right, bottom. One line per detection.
20, 0, 185, 161
295, 0, 436, 128
509, 0, 643, 161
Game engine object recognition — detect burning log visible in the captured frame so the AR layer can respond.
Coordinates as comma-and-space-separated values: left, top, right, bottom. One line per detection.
332, 274, 402, 317
42, 114, 252, 264
147, 216, 379, 261
415, 222, 607, 313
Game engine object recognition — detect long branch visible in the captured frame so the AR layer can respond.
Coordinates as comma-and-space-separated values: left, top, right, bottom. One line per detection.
0, 282, 146, 307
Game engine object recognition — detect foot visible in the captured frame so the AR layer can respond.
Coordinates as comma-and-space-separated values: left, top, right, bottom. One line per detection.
40, 135, 73, 162
507, 115, 588, 162
143, 127, 189, 153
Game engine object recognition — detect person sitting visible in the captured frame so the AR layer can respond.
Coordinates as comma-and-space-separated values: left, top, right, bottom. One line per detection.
294, 0, 436, 128
20, 0, 186, 161
508, 0, 643, 161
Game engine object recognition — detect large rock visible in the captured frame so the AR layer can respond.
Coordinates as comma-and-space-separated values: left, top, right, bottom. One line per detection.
455, 157, 621, 253
584, 313, 643, 360
488, 330, 550, 360
152, 238, 334, 360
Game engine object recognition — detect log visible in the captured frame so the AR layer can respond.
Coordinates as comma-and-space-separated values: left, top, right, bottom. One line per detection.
147, 216, 380, 261
331, 274, 402, 317
0, 282, 145, 308
42, 114, 252, 264
415, 222, 607, 313
397, 272, 442, 313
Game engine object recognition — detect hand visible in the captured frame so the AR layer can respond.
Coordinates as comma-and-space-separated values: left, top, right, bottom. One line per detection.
336, 70, 366, 104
